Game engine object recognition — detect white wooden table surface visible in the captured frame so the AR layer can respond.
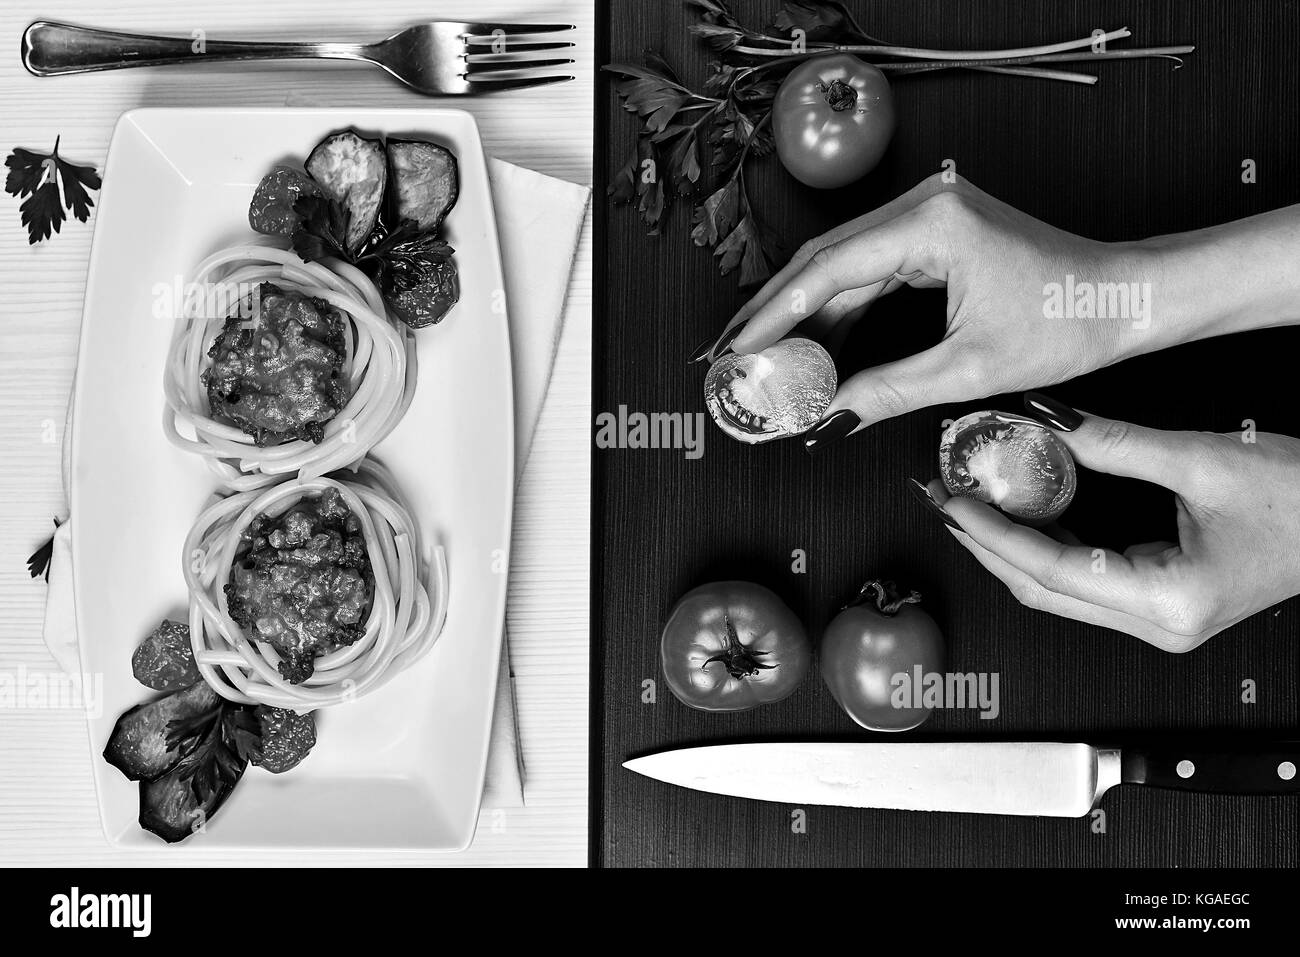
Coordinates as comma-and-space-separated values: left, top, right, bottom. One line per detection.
0, 1, 591, 867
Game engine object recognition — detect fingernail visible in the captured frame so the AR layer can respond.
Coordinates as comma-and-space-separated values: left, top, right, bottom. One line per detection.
689, 323, 743, 364
907, 478, 962, 531
1023, 391, 1083, 432
803, 410, 860, 454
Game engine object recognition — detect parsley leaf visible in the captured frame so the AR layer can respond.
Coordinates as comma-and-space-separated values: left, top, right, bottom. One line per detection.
290, 194, 350, 263
5, 148, 47, 197
166, 700, 262, 806
687, 0, 753, 51
714, 210, 770, 287
608, 135, 669, 232
4, 138, 102, 245
770, 1, 887, 45
690, 177, 740, 249
61, 159, 100, 222
702, 174, 774, 287
26, 517, 62, 582
227, 705, 265, 766
358, 219, 455, 293
605, 60, 699, 128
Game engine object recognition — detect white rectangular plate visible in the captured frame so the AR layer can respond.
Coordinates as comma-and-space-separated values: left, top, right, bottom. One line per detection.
72, 108, 513, 850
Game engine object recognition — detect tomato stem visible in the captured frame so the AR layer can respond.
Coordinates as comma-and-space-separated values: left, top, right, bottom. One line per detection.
850, 580, 923, 617
818, 78, 858, 111
701, 614, 776, 679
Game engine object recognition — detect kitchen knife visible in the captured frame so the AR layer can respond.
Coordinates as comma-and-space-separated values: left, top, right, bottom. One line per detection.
623, 741, 1300, 816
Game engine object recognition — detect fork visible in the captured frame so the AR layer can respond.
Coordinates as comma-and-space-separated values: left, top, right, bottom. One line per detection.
21, 20, 576, 95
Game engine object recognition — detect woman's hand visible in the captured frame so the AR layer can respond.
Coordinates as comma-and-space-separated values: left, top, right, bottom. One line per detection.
922, 394, 1300, 653
694, 173, 1153, 448
694, 172, 1300, 452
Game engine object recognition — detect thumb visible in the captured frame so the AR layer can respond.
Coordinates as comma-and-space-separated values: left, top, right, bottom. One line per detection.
1024, 393, 1199, 494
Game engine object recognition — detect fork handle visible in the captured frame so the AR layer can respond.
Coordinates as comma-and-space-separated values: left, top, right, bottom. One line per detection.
22, 20, 368, 75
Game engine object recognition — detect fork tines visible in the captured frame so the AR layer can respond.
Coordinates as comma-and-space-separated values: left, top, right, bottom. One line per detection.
463, 22, 576, 90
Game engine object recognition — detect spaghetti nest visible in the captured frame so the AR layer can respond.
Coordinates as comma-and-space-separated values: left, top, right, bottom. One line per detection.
163, 244, 417, 492
184, 458, 447, 710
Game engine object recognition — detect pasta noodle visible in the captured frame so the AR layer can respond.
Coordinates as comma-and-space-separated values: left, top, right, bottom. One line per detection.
184, 458, 447, 710
163, 243, 417, 492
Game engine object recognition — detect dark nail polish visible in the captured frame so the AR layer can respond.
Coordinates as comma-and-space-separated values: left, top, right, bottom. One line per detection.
804, 410, 860, 454
907, 478, 962, 531
1023, 391, 1083, 432
689, 324, 744, 364
688, 336, 715, 363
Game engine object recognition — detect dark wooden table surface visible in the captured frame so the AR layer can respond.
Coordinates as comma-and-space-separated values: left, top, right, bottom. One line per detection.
593, 0, 1300, 867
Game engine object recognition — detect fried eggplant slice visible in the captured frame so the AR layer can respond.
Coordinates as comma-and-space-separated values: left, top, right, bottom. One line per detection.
132, 619, 201, 693
103, 681, 221, 783
386, 139, 459, 232
139, 759, 242, 844
305, 130, 386, 254
248, 165, 322, 237
251, 705, 317, 773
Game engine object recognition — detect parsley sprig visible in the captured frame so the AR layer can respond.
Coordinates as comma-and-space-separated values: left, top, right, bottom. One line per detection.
4, 137, 102, 244
26, 517, 62, 581
165, 701, 263, 806
605, 1, 869, 286
290, 193, 351, 263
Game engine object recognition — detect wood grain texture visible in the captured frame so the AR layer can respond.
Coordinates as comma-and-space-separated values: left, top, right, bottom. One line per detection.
594, 0, 1300, 867
0, 0, 591, 866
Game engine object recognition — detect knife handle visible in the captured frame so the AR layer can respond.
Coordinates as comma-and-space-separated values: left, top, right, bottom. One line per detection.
1121, 742, 1300, 795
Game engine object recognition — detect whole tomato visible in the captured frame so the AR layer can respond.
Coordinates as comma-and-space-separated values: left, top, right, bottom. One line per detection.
772, 53, 896, 189
820, 580, 945, 731
661, 582, 810, 712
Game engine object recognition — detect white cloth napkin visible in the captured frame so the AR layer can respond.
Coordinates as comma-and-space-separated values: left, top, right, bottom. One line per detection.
41, 158, 591, 810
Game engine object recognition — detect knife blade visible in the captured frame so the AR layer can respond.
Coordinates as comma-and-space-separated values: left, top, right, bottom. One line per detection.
624, 741, 1300, 816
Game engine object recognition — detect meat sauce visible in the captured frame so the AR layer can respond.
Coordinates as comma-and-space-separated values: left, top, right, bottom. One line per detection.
225, 488, 372, 684
204, 282, 349, 447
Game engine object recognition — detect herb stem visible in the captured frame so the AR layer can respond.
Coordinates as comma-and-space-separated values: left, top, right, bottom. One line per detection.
730, 27, 1137, 62
728, 56, 801, 97
733, 110, 771, 172
879, 46, 1193, 71
966, 65, 1098, 84
660, 104, 720, 145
